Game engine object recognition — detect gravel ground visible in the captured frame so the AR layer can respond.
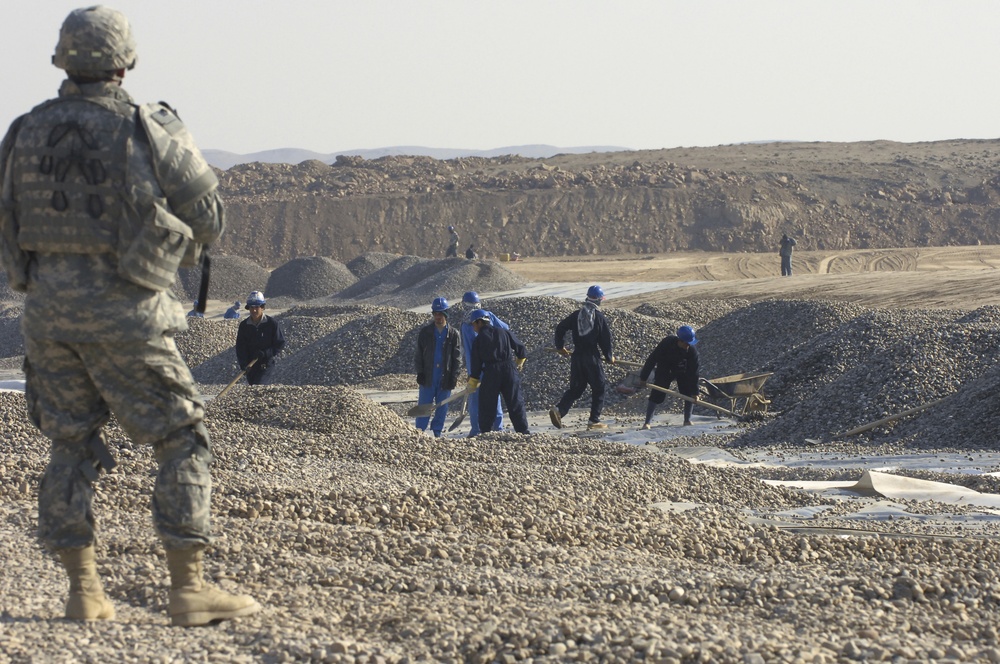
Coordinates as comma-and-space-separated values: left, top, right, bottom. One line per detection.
4, 263, 1000, 661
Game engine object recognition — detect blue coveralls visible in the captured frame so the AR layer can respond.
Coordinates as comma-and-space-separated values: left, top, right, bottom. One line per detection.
469, 324, 530, 435
461, 310, 508, 435
416, 326, 453, 435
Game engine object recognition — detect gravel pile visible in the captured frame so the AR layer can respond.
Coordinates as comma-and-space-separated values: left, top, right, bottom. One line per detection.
174, 318, 238, 370
4, 381, 1000, 661
635, 298, 751, 328
345, 252, 401, 279
732, 307, 984, 447
337, 255, 527, 310
174, 253, 271, 303
268, 307, 427, 386
0, 305, 24, 358
696, 299, 869, 379
266, 256, 358, 300
0, 272, 24, 306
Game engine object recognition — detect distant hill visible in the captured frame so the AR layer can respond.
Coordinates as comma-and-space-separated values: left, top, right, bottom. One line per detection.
203, 144, 631, 170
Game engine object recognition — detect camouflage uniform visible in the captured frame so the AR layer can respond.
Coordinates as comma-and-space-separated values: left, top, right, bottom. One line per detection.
0, 75, 223, 551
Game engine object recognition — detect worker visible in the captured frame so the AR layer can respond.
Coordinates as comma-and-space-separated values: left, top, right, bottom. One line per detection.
223, 300, 241, 320
0, 6, 257, 625
459, 291, 508, 435
779, 233, 797, 276
235, 291, 285, 385
186, 300, 203, 318
550, 285, 615, 430
639, 325, 700, 428
445, 225, 459, 258
414, 297, 462, 436
465, 244, 477, 260
467, 309, 530, 434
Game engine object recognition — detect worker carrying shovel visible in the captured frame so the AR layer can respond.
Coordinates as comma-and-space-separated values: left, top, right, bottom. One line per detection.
639, 325, 700, 428
414, 297, 462, 436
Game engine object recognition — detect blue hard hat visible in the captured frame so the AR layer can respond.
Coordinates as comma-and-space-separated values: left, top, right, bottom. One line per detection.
587, 285, 605, 300
462, 291, 480, 305
448, 225, 455, 232
470, 309, 491, 323
431, 297, 449, 313
677, 325, 698, 345
246, 291, 266, 308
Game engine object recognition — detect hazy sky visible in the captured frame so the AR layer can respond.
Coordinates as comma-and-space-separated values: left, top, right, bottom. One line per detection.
2, 1, 998, 155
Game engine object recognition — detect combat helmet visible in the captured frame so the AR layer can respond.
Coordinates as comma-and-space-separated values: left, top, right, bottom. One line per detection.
53, 6, 138, 74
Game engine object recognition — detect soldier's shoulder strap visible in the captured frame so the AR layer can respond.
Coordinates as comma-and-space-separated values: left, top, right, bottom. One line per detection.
137, 101, 219, 214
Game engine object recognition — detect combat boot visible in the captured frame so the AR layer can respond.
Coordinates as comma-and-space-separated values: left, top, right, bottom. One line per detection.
166, 547, 260, 627
58, 546, 115, 621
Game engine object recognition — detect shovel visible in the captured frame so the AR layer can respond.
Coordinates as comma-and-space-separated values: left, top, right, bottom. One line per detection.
447, 395, 468, 432
407, 385, 475, 418
804, 397, 948, 445
647, 383, 740, 419
215, 357, 258, 401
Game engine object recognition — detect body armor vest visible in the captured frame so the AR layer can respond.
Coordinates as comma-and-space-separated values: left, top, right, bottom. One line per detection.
1, 91, 217, 292
11, 95, 131, 254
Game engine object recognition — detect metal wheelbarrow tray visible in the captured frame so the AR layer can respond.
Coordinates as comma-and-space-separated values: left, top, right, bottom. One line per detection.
698, 372, 773, 416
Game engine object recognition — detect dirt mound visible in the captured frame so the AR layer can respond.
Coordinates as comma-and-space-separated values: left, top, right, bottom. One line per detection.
337, 255, 526, 309
175, 317, 238, 370
346, 251, 401, 279
174, 253, 271, 303
265, 256, 357, 300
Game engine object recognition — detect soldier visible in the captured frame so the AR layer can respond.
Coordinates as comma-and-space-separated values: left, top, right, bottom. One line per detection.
0, 7, 258, 625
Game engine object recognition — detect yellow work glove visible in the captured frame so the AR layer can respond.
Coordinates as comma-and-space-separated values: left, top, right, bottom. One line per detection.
557, 347, 571, 357
608, 356, 616, 364
516, 357, 526, 371
467, 377, 480, 391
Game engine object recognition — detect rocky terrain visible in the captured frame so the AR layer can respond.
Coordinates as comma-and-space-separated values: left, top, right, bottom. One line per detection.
211, 140, 1000, 266
3, 247, 1000, 661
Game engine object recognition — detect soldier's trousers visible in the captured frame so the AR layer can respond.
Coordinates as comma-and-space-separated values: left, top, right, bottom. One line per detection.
24, 333, 213, 551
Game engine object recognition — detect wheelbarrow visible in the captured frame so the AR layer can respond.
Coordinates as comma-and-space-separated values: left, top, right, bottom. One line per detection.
698, 372, 773, 417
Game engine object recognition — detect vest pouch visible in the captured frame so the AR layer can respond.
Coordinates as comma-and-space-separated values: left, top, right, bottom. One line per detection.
118, 201, 192, 291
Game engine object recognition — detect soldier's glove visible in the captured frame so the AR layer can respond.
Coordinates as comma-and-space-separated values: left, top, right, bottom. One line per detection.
467, 378, 481, 391
516, 357, 526, 371
557, 347, 571, 357
416, 372, 426, 385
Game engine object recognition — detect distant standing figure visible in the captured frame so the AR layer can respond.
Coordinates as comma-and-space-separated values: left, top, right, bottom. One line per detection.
223, 301, 241, 320
780, 233, 796, 276
187, 300, 203, 318
467, 309, 530, 435
550, 285, 615, 430
465, 244, 477, 260
639, 325, 700, 428
446, 225, 459, 258
235, 291, 285, 385
414, 297, 462, 436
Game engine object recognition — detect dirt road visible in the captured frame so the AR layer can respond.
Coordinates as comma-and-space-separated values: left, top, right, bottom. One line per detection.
506, 245, 1000, 310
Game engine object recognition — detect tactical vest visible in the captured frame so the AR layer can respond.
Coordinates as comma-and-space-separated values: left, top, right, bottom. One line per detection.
0, 94, 216, 292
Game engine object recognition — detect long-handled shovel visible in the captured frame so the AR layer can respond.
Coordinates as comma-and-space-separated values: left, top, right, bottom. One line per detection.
215, 357, 258, 400
647, 383, 740, 419
804, 396, 948, 444
407, 385, 476, 418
